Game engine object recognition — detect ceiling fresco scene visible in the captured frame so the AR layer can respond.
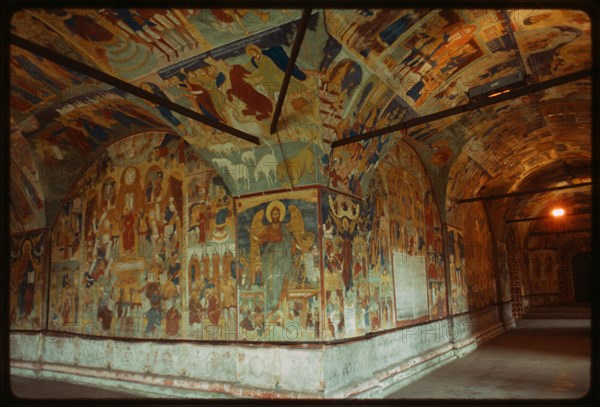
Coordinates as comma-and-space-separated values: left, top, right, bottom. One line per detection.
8, 7, 592, 237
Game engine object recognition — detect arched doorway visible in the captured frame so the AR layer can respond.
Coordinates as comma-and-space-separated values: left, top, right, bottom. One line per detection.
571, 252, 591, 304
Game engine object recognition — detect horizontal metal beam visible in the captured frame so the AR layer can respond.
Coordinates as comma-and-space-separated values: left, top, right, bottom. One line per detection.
530, 229, 592, 236
457, 182, 592, 204
332, 69, 592, 149
11, 34, 260, 145
506, 208, 592, 223
270, 8, 311, 135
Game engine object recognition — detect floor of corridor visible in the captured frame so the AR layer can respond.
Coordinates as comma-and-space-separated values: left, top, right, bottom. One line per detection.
387, 318, 592, 399
7, 319, 593, 401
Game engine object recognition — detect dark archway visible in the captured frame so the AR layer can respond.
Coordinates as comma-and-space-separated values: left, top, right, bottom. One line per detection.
571, 252, 591, 304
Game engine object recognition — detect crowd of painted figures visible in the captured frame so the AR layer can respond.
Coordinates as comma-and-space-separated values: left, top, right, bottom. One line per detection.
9, 133, 540, 341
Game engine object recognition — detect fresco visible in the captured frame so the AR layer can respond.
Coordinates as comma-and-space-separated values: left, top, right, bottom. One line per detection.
325, 9, 524, 114
11, 8, 590, 221
8, 8, 592, 348
10, 46, 104, 124
155, 12, 321, 130
321, 190, 370, 339
237, 190, 321, 341
424, 188, 447, 319
13, 9, 304, 80
47, 132, 235, 339
51, 193, 82, 262
10, 10, 101, 70
447, 226, 467, 314
203, 140, 326, 196
527, 249, 559, 294
509, 9, 591, 80
10, 230, 47, 330
462, 202, 497, 310
10, 130, 46, 232
20, 90, 171, 222
147, 11, 332, 194
366, 142, 447, 323
48, 261, 80, 332
496, 241, 511, 302
186, 153, 236, 340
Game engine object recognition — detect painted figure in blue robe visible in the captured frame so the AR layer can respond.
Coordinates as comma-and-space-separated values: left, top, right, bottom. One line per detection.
252, 45, 307, 81
141, 83, 184, 129
144, 282, 163, 333
379, 12, 419, 46
251, 201, 296, 315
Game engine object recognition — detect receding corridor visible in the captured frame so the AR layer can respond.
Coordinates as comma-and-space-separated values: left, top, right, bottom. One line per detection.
6, 5, 593, 400
388, 317, 592, 399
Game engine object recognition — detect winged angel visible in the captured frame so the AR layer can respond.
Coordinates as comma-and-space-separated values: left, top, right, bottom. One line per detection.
249, 200, 314, 317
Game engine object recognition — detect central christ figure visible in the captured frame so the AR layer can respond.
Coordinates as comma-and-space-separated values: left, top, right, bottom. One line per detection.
250, 200, 310, 320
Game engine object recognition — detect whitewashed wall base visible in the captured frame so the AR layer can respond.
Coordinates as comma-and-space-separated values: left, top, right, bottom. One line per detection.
10, 306, 507, 399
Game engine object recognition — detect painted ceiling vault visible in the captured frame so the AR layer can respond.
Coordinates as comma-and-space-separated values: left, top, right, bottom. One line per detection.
8, 7, 593, 237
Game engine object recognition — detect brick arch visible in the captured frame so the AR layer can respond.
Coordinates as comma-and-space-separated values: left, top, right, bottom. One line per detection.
557, 238, 592, 304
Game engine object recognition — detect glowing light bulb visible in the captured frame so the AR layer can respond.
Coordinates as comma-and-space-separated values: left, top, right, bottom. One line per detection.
551, 208, 565, 217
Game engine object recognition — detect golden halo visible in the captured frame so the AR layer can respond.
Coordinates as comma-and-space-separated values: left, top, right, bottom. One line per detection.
265, 200, 285, 223
21, 239, 32, 255
246, 44, 262, 59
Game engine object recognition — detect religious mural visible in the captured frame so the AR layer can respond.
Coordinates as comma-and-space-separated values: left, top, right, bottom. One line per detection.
10, 230, 47, 330
366, 142, 447, 323
11, 8, 590, 218
18, 90, 172, 225
10, 130, 46, 232
462, 202, 497, 310
447, 207, 498, 314
147, 11, 332, 195
447, 226, 467, 314
10, 46, 104, 124
321, 190, 368, 339
325, 9, 524, 114
496, 241, 511, 302
509, 9, 591, 80
47, 132, 236, 339
12, 9, 304, 80
527, 249, 560, 294
186, 153, 236, 340
10, 7, 591, 348
237, 190, 321, 341
48, 261, 79, 332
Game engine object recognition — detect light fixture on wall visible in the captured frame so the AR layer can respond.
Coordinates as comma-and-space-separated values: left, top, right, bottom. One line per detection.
551, 208, 565, 217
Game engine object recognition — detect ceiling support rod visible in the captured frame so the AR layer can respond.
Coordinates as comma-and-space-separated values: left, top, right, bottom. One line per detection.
270, 8, 312, 135
530, 229, 592, 236
457, 182, 592, 204
506, 208, 592, 223
11, 34, 260, 145
332, 69, 591, 148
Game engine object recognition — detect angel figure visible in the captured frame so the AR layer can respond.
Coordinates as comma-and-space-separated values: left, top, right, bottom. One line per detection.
328, 195, 360, 292
249, 200, 311, 319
